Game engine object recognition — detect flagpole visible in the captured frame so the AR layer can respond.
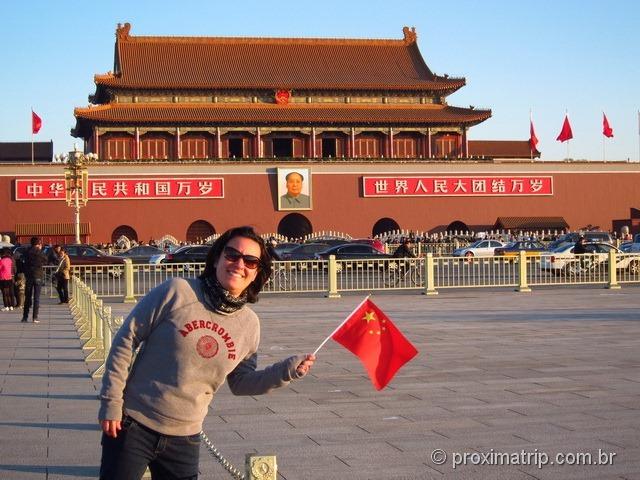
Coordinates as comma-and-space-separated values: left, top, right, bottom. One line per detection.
566, 110, 570, 160
312, 294, 371, 356
529, 109, 533, 161
31, 108, 34, 165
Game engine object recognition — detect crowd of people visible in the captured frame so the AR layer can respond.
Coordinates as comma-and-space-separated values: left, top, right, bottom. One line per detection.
0, 237, 72, 321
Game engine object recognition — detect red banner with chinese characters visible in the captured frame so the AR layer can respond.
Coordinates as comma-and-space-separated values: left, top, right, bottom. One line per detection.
362, 176, 553, 197
15, 177, 224, 201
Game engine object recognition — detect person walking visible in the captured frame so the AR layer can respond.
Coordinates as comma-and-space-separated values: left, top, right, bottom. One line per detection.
53, 245, 71, 304
98, 226, 316, 480
21, 237, 47, 323
0, 248, 16, 311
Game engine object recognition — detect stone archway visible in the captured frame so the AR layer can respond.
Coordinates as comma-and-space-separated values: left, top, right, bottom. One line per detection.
277, 214, 313, 240
446, 220, 469, 233
372, 217, 400, 237
186, 220, 215, 243
111, 225, 138, 244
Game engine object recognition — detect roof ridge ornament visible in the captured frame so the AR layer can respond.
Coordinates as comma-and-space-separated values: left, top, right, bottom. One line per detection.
402, 26, 417, 45
116, 22, 131, 40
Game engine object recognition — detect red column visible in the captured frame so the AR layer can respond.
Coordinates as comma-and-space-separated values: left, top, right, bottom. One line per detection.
93, 128, 100, 158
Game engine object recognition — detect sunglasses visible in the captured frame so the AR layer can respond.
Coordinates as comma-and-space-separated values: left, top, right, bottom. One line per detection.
223, 246, 262, 270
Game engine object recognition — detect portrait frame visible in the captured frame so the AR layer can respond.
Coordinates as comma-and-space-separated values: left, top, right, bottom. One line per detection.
277, 167, 312, 211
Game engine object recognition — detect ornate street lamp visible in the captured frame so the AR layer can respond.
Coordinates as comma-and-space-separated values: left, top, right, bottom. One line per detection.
55, 146, 97, 244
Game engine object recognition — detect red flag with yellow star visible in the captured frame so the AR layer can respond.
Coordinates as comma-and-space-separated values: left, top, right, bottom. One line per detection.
332, 298, 418, 390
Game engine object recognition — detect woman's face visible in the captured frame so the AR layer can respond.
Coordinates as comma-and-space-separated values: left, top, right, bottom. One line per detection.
214, 236, 261, 297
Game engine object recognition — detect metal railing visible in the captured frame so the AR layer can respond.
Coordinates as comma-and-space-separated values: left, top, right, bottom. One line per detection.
60, 251, 640, 302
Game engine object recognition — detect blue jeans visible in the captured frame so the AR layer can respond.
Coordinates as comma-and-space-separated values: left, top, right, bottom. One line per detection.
22, 278, 43, 320
100, 416, 200, 480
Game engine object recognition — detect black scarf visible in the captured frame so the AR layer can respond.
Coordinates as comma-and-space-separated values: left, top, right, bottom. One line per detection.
200, 275, 247, 314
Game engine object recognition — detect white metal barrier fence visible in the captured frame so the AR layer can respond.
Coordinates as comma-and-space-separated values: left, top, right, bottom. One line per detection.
62, 251, 640, 301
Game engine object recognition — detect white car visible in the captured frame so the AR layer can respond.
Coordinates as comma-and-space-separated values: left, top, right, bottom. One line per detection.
452, 240, 506, 258
540, 242, 640, 275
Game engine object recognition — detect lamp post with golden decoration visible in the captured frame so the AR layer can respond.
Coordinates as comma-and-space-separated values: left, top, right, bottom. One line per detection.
55, 145, 96, 244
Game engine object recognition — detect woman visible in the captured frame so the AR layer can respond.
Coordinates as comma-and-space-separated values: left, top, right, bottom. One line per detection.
0, 248, 15, 311
99, 226, 315, 480
54, 245, 71, 304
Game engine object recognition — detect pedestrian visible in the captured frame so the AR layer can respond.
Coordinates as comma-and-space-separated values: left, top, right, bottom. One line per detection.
266, 236, 282, 261
392, 238, 415, 259
98, 226, 316, 480
0, 248, 16, 311
21, 236, 47, 323
53, 245, 71, 304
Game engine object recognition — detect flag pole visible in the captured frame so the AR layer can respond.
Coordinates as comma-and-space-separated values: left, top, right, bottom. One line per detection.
603, 112, 605, 162
312, 294, 371, 356
31, 108, 34, 165
529, 109, 533, 161
566, 110, 570, 160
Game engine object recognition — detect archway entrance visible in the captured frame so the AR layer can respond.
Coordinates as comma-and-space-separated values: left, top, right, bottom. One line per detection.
446, 220, 469, 233
372, 218, 400, 237
111, 225, 138, 244
186, 220, 215, 243
277, 214, 313, 240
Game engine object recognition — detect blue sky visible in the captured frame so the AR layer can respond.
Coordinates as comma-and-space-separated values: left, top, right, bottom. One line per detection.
3, 0, 639, 161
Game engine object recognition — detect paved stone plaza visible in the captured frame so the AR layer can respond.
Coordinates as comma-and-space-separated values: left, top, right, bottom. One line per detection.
1, 287, 639, 479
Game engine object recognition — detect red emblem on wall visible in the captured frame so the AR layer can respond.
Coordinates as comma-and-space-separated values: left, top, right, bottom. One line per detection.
275, 89, 291, 105
196, 335, 219, 359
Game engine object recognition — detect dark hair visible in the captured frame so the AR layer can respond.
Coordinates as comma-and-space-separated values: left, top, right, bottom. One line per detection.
285, 171, 304, 182
200, 226, 272, 303
30, 236, 41, 246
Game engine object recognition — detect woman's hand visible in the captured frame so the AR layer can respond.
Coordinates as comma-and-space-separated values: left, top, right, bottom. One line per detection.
296, 354, 316, 376
101, 419, 122, 438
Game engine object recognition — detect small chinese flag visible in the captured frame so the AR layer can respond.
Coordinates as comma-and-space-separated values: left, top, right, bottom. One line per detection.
332, 298, 418, 390
602, 113, 614, 138
529, 119, 539, 152
32, 110, 42, 134
556, 115, 573, 143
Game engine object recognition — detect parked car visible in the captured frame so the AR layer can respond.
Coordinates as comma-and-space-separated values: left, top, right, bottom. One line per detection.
547, 231, 614, 250
161, 245, 210, 264
494, 241, 548, 258
115, 245, 164, 264
315, 243, 392, 261
272, 242, 300, 258
352, 238, 385, 253
452, 239, 506, 258
61, 244, 126, 277
280, 243, 330, 261
540, 242, 640, 275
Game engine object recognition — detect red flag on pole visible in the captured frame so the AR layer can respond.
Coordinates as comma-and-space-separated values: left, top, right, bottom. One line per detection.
331, 298, 418, 390
602, 113, 614, 138
529, 119, 539, 152
556, 115, 573, 142
32, 111, 42, 134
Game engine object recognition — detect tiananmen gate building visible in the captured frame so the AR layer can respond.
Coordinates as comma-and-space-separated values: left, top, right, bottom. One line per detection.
1, 24, 639, 244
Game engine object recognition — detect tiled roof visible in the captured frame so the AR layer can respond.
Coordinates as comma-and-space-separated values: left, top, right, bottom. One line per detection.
494, 217, 568, 230
95, 24, 465, 92
74, 103, 491, 126
468, 140, 540, 158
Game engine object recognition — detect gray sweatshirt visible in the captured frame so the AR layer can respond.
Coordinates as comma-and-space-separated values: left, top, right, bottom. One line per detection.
99, 277, 303, 436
